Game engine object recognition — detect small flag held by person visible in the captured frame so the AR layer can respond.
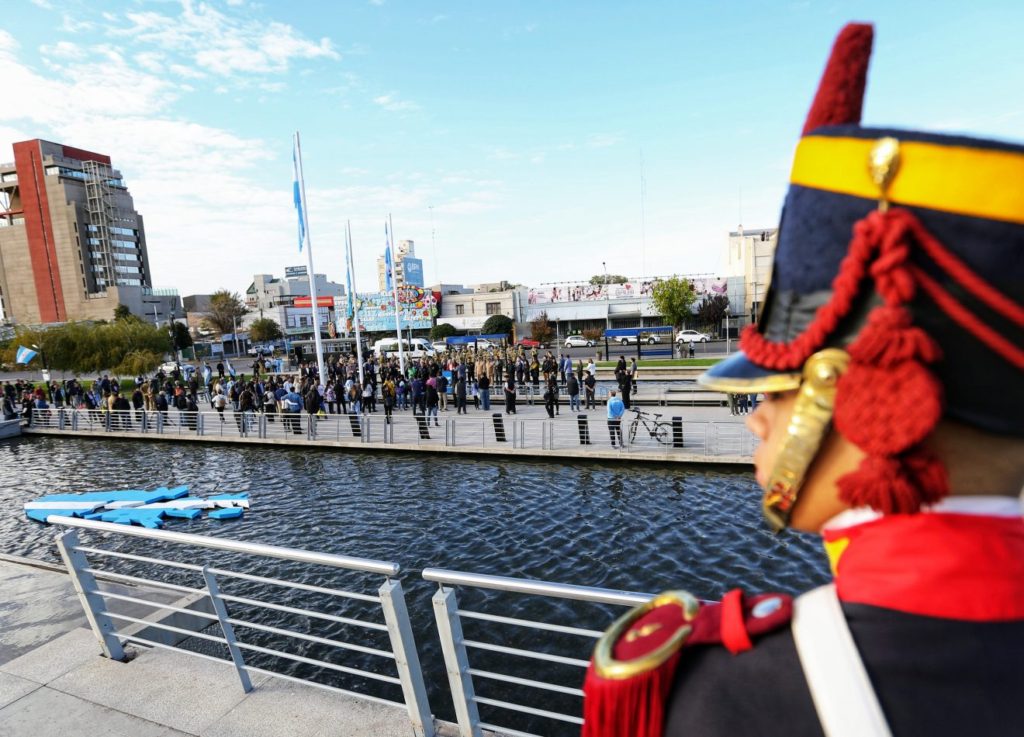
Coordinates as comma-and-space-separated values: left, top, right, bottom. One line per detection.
15, 346, 37, 365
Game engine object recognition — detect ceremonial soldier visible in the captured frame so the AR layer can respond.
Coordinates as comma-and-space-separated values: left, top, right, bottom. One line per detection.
582, 23, 1024, 737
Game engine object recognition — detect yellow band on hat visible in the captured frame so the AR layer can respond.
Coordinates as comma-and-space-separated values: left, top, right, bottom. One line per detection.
791, 135, 1024, 225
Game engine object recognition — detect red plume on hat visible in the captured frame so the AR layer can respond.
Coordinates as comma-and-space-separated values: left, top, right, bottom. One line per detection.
802, 23, 873, 135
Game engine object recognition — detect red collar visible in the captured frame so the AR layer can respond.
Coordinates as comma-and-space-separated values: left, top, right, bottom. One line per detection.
822, 509, 1024, 621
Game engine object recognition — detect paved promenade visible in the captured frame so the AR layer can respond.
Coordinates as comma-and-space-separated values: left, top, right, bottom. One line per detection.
24, 401, 756, 465
0, 555, 436, 737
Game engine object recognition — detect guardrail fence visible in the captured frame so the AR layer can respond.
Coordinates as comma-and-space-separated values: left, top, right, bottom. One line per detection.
423, 568, 652, 737
49, 516, 435, 737
29, 408, 756, 458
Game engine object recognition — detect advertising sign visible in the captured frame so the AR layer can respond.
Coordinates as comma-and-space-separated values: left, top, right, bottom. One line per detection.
285, 265, 308, 278
292, 296, 335, 308
527, 277, 727, 305
341, 288, 438, 334
402, 257, 425, 287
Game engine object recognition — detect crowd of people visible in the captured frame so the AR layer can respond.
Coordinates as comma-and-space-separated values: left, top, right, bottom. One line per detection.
7, 345, 644, 430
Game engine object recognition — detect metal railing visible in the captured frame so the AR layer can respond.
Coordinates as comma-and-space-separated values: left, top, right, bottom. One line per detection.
29, 408, 756, 458
423, 568, 651, 737
47, 516, 436, 737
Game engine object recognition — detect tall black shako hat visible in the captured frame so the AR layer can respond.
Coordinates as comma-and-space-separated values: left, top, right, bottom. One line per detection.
700, 23, 1024, 517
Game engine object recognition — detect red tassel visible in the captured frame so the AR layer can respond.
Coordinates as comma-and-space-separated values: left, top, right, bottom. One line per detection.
838, 449, 949, 514
834, 360, 943, 456
582, 654, 682, 737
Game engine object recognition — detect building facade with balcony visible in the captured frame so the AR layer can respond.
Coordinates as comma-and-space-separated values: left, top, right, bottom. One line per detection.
243, 269, 345, 338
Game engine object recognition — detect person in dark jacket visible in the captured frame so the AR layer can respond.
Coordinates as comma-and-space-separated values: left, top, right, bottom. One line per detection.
504, 378, 516, 415
455, 376, 467, 414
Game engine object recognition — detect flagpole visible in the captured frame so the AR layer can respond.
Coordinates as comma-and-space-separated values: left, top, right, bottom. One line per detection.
293, 131, 327, 386
387, 214, 406, 375
346, 220, 366, 386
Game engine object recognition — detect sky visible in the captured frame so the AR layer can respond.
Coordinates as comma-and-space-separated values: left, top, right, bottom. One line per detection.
1, 0, 1022, 298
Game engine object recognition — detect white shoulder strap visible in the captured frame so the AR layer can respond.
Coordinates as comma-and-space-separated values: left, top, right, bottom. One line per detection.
791, 584, 893, 737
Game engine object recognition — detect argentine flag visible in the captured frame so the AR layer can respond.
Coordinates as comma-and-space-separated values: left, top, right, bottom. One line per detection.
292, 139, 306, 253
384, 223, 394, 292
15, 346, 37, 365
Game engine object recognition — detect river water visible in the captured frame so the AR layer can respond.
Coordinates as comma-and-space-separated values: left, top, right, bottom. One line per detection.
0, 435, 830, 732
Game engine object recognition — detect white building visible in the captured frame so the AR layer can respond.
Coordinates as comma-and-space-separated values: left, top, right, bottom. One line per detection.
723, 226, 777, 323
243, 268, 345, 338
436, 289, 526, 332
376, 239, 424, 291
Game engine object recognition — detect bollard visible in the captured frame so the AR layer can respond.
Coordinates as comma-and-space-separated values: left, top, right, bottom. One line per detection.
415, 413, 431, 440
348, 413, 362, 438
577, 414, 591, 445
672, 416, 684, 448
492, 413, 506, 442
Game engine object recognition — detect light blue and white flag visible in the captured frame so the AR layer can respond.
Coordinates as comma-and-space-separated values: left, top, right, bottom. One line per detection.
384, 223, 394, 293
344, 226, 355, 319
292, 141, 306, 253
226, 359, 236, 378
15, 346, 37, 365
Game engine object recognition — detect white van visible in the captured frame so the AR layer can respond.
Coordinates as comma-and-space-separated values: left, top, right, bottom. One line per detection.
372, 338, 434, 359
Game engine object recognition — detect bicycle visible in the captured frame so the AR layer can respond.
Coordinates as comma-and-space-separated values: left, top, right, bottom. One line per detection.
627, 408, 673, 445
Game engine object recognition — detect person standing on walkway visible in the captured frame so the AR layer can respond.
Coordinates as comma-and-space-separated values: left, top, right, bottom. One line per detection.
213, 389, 228, 422
620, 372, 632, 409
426, 381, 440, 426
606, 389, 625, 447
455, 376, 468, 414
478, 373, 491, 411
584, 370, 597, 409
543, 377, 556, 418
504, 377, 517, 414
283, 386, 303, 434
567, 372, 581, 413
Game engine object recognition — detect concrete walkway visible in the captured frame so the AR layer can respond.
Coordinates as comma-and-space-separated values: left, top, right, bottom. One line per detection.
0, 557, 432, 737
24, 401, 756, 466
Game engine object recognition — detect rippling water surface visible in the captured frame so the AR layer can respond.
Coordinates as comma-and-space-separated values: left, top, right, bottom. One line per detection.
0, 436, 830, 732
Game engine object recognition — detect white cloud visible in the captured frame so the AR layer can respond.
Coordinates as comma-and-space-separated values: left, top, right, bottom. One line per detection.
29, 0, 53, 9
111, 1, 339, 77
0, 29, 18, 54
587, 133, 621, 148
372, 92, 420, 112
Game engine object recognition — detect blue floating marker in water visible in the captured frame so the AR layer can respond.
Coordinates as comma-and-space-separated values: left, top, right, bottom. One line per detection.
98, 509, 165, 529
164, 508, 202, 520
208, 507, 244, 521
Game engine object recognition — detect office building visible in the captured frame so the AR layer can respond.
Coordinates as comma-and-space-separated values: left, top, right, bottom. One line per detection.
0, 139, 180, 324
377, 239, 423, 291
243, 269, 345, 338
723, 226, 777, 322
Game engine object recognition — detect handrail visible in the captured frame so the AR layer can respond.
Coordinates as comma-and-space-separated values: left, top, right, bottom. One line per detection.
47, 516, 399, 576
423, 567, 652, 606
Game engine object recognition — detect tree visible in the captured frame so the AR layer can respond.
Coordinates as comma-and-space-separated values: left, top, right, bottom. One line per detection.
589, 274, 628, 285
530, 311, 555, 345
113, 303, 134, 321
481, 315, 513, 336
430, 322, 457, 341
696, 294, 730, 335
582, 327, 604, 342
0, 321, 171, 375
249, 317, 284, 343
171, 322, 193, 350
651, 277, 697, 329
203, 290, 248, 335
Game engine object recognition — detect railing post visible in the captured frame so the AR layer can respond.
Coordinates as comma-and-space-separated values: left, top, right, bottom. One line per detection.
202, 566, 253, 693
197, 412, 205, 436
140, 409, 147, 433
57, 407, 65, 430
55, 529, 126, 660
104, 410, 112, 432
156, 412, 164, 434
259, 412, 267, 439
72, 409, 79, 430
432, 586, 481, 737
380, 579, 436, 737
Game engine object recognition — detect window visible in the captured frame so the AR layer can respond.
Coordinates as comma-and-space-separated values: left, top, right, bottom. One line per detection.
455, 304, 465, 315
485, 302, 501, 315
2, 172, 18, 183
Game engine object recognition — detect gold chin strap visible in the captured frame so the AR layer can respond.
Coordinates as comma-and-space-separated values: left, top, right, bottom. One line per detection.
762, 349, 850, 533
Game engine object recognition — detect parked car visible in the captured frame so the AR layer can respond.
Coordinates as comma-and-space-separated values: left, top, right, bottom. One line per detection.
617, 334, 661, 346
431, 340, 450, 353
516, 338, 543, 349
470, 339, 497, 351
564, 335, 594, 348
676, 330, 711, 343
158, 361, 194, 375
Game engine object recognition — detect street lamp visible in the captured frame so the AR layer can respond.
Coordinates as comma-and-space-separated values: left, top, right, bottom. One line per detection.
725, 305, 731, 354
30, 343, 50, 382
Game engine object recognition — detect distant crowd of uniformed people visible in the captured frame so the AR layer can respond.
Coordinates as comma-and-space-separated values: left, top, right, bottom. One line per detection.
8, 344, 631, 430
